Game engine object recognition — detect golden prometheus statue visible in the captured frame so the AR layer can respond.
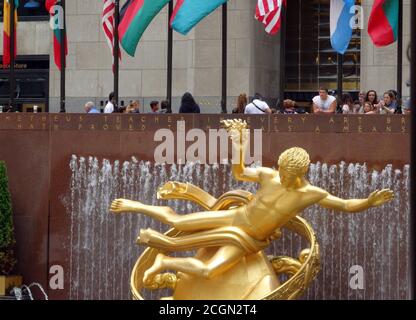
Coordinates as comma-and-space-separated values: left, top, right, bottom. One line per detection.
110, 119, 394, 300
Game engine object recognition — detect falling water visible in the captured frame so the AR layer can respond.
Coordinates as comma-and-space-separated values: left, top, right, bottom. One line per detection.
67, 156, 410, 300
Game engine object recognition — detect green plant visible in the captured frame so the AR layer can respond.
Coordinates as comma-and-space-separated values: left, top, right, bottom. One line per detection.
0, 161, 16, 275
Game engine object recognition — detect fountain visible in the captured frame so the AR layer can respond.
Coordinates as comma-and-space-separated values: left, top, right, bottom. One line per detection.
67, 156, 410, 300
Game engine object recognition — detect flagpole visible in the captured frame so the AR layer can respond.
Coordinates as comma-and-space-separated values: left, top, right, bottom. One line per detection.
337, 53, 343, 101
9, 0, 16, 112
279, 2, 287, 107
114, 0, 120, 111
221, 2, 227, 114
410, 0, 416, 301
397, 0, 403, 99
60, 0, 66, 113
166, 0, 173, 112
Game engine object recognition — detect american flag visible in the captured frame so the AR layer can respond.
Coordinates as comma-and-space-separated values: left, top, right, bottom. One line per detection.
255, 0, 286, 35
102, 0, 121, 70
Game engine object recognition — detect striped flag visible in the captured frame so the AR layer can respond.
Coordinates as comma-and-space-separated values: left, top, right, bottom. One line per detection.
255, 0, 276, 17
45, 0, 67, 71
102, 0, 121, 71
330, 0, 355, 54
3, 0, 19, 67
255, 0, 285, 35
368, 0, 399, 47
118, 0, 170, 57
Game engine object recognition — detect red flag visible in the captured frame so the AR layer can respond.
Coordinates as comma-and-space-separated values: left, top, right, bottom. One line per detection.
368, 0, 399, 47
46, 0, 68, 70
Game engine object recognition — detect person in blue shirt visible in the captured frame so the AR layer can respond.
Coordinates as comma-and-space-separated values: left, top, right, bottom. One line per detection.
84, 102, 100, 114
381, 91, 400, 114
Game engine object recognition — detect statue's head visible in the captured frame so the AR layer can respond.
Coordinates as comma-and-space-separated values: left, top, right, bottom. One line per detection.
277, 147, 310, 188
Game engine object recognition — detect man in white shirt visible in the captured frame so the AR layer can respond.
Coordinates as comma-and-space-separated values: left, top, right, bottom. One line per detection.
104, 92, 116, 113
244, 93, 272, 114
312, 87, 337, 114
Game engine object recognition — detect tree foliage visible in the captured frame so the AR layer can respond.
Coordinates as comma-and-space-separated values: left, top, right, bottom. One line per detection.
0, 161, 16, 275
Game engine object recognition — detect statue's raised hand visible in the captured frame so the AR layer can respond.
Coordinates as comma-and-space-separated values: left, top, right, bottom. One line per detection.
221, 119, 248, 132
221, 119, 248, 144
368, 189, 394, 207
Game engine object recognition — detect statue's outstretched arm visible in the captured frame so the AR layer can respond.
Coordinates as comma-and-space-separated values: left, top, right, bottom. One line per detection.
318, 189, 394, 213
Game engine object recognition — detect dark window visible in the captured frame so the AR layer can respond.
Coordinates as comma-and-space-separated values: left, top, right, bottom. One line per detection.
0, 0, 49, 21
285, 0, 361, 98
0, 55, 50, 112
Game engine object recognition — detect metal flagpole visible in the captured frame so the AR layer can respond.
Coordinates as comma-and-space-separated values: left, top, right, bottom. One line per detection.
337, 53, 343, 100
410, 0, 416, 301
221, 2, 228, 114
114, 0, 120, 111
60, 0, 66, 113
9, 0, 16, 112
279, 3, 287, 107
397, 0, 403, 100
166, 0, 173, 113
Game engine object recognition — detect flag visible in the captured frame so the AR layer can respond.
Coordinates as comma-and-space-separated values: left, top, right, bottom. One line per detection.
119, 0, 170, 57
102, 0, 121, 72
255, 0, 277, 18
3, 0, 19, 67
368, 0, 399, 47
120, 0, 134, 20
255, 0, 285, 35
45, 0, 68, 70
330, 0, 355, 54
170, 0, 227, 36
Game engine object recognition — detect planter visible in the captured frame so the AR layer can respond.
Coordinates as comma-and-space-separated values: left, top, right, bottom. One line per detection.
0, 275, 22, 296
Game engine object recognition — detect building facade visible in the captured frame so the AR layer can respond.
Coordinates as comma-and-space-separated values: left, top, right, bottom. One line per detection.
0, 0, 411, 113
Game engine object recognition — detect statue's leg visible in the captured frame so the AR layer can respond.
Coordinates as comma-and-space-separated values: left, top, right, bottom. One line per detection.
111, 198, 237, 231
168, 209, 236, 232
110, 198, 176, 223
143, 245, 245, 284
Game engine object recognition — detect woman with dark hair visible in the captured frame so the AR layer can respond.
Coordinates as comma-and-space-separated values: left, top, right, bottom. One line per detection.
160, 100, 172, 113
179, 92, 201, 114
381, 91, 400, 114
341, 93, 354, 114
365, 90, 381, 112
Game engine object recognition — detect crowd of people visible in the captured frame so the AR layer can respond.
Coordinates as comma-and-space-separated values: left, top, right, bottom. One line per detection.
84, 92, 200, 114
84, 88, 411, 115
232, 87, 411, 115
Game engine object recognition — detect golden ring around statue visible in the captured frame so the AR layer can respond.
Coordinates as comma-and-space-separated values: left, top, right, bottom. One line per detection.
130, 182, 320, 300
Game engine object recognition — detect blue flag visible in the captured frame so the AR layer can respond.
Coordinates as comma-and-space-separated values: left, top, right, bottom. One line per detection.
330, 0, 355, 54
170, 0, 227, 35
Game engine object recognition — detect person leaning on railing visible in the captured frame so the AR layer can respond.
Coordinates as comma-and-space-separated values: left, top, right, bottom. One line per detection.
280, 99, 298, 114
244, 93, 272, 114
363, 101, 378, 114
380, 91, 402, 114
232, 93, 248, 114
365, 90, 382, 113
312, 87, 337, 114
